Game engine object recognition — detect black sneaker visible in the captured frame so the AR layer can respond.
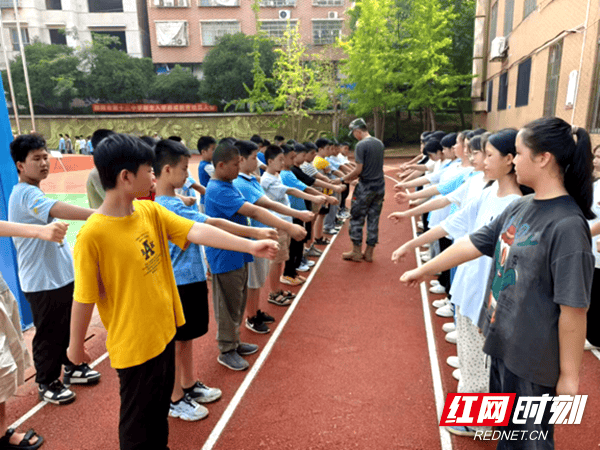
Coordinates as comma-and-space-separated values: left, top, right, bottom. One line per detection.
245, 316, 270, 334
38, 380, 76, 405
236, 342, 259, 356
63, 363, 101, 385
314, 238, 330, 246
256, 309, 275, 324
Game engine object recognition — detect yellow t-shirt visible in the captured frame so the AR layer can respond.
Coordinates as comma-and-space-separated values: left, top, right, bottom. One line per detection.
313, 156, 333, 195
74, 200, 195, 369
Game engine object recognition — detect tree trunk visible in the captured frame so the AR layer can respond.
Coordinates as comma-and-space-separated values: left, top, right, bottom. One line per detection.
372, 106, 385, 141
395, 108, 400, 141
458, 104, 466, 129
332, 101, 339, 137
430, 108, 437, 131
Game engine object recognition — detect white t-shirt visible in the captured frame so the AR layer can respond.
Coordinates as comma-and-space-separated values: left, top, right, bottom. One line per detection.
445, 171, 486, 208
260, 172, 292, 223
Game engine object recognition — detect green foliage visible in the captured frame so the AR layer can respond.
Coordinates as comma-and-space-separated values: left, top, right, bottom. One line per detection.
2, 42, 82, 113
149, 65, 200, 103
198, 33, 276, 108
78, 34, 156, 103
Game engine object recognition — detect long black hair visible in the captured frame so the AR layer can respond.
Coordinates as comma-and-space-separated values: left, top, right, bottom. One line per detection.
520, 117, 595, 220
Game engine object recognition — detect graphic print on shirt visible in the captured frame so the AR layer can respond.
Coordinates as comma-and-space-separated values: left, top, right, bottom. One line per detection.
137, 231, 161, 276
487, 218, 538, 324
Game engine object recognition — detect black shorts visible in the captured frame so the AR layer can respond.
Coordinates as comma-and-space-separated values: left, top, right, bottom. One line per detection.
175, 281, 209, 341
318, 204, 330, 215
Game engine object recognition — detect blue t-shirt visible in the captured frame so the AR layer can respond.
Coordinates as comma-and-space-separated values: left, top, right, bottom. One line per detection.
204, 179, 254, 274
155, 195, 207, 285
8, 182, 74, 292
197, 161, 214, 205
280, 170, 308, 211
232, 173, 268, 228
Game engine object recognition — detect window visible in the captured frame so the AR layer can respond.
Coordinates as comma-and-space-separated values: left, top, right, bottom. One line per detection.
199, 0, 239, 6
88, 0, 123, 13
259, 0, 296, 6
49, 28, 67, 45
487, 79, 494, 112
92, 31, 127, 51
543, 41, 562, 117
260, 20, 298, 39
523, 0, 536, 19
155, 22, 189, 46
515, 58, 531, 107
312, 20, 342, 45
154, 0, 188, 6
201, 21, 240, 46
9, 28, 29, 51
498, 72, 508, 110
313, 0, 343, 5
46, 0, 62, 9
489, 1, 498, 51
0, 0, 18, 8
503, 0, 514, 36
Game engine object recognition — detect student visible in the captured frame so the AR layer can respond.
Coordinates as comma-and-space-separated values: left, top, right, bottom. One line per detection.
64, 134, 72, 154
58, 134, 65, 153
251, 134, 267, 174
86, 129, 115, 209
261, 145, 322, 289
205, 144, 305, 371
8, 133, 100, 406
0, 220, 69, 450
233, 141, 320, 332
86, 136, 93, 155
153, 139, 277, 420
197, 136, 216, 212
68, 134, 278, 450
274, 135, 285, 146
341, 118, 385, 262
401, 118, 594, 448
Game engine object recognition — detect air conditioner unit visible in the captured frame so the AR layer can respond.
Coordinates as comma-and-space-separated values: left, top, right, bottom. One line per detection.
279, 9, 291, 19
328, 11, 338, 19
490, 36, 508, 61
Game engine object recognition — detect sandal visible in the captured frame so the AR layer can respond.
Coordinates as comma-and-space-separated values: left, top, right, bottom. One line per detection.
268, 290, 293, 306
0, 428, 44, 450
281, 290, 296, 299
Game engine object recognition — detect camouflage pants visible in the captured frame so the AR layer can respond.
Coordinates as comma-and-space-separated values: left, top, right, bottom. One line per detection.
349, 181, 385, 247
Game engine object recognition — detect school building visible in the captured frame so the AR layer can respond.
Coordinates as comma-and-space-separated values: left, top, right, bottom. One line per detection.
147, 0, 347, 75
471, 0, 600, 145
0, 0, 151, 71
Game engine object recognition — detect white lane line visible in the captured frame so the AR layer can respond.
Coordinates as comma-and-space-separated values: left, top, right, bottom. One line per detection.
385, 174, 452, 450
9, 351, 110, 430
201, 226, 343, 450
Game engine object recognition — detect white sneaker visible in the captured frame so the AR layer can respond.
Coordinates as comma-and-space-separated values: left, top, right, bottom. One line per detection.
420, 253, 431, 262
422, 243, 430, 249
169, 394, 209, 421
452, 369, 461, 381
445, 330, 457, 344
442, 322, 456, 333
447, 356, 460, 369
430, 280, 440, 286
432, 298, 449, 308
417, 220, 424, 230
429, 284, 446, 295
436, 304, 453, 317
296, 263, 310, 272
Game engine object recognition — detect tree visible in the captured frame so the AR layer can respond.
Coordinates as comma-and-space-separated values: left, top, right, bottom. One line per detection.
198, 33, 276, 109
148, 65, 201, 103
2, 42, 82, 113
271, 22, 327, 140
78, 34, 155, 103
339, 0, 404, 141
399, 0, 473, 130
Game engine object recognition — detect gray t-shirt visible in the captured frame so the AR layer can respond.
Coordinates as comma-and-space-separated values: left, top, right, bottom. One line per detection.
355, 136, 384, 184
470, 195, 593, 387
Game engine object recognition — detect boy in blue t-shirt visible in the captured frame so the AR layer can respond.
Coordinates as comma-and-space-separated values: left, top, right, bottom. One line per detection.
205, 144, 306, 371
154, 139, 277, 420
197, 136, 216, 212
8, 134, 101, 406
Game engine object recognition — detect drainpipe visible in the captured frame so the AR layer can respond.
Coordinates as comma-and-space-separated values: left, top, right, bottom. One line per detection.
571, 0, 591, 125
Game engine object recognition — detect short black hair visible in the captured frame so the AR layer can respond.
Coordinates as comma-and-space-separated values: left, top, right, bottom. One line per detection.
303, 141, 317, 152
293, 143, 308, 153
274, 135, 285, 142
235, 140, 259, 158
94, 133, 155, 191
287, 139, 297, 146
10, 133, 47, 170
263, 138, 271, 147
153, 139, 191, 177
250, 134, 263, 145
140, 136, 157, 148
315, 137, 330, 149
281, 144, 295, 155
197, 136, 216, 152
213, 144, 240, 166
91, 129, 115, 149
339, 141, 351, 148
167, 135, 182, 142
264, 144, 282, 162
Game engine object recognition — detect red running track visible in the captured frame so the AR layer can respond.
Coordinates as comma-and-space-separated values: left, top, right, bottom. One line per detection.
6, 159, 600, 449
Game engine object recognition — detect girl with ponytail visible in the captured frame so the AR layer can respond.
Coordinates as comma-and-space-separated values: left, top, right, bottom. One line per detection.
400, 117, 594, 448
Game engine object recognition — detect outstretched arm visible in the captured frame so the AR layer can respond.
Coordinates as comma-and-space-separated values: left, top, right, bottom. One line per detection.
50, 201, 95, 221
0, 220, 68, 242
391, 225, 448, 263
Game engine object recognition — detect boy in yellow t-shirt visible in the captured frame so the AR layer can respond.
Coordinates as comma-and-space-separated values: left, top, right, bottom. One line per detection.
67, 134, 277, 450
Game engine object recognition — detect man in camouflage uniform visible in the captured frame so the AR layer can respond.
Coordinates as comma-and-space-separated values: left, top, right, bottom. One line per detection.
341, 118, 385, 262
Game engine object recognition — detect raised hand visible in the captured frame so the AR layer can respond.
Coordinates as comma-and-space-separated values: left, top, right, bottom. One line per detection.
252, 239, 279, 260
41, 222, 69, 243
388, 212, 406, 224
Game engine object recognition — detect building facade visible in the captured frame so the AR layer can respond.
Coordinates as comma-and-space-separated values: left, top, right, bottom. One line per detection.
0, 0, 150, 70
471, 0, 600, 145
146, 0, 347, 75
